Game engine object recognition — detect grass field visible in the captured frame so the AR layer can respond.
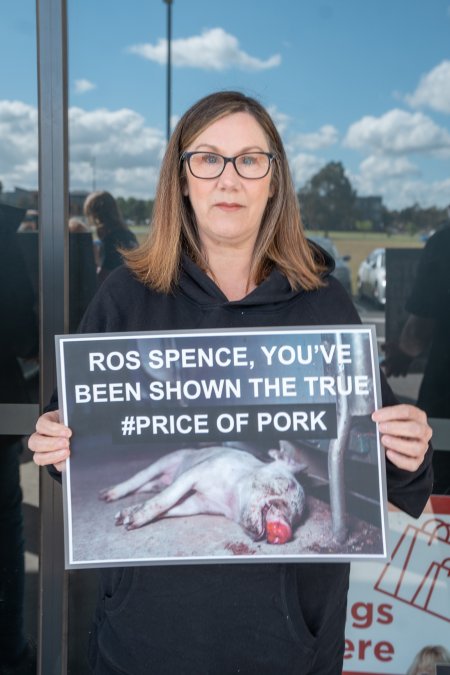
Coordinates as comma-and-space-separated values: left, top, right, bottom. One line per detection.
132, 225, 424, 293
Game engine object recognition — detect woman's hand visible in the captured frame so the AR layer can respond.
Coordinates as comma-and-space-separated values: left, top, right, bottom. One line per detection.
28, 410, 72, 472
372, 404, 432, 472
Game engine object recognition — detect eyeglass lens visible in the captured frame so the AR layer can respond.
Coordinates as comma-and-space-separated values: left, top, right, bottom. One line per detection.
188, 152, 271, 179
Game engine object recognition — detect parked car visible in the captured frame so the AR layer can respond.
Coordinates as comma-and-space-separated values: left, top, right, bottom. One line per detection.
308, 235, 352, 296
356, 248, 386, 305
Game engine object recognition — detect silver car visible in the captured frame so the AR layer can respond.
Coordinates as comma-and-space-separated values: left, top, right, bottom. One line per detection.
356, 248, 386, 305
308, 235, 352, 296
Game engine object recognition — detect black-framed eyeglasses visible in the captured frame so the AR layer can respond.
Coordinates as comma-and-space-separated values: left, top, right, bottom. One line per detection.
180, 151, 276, 180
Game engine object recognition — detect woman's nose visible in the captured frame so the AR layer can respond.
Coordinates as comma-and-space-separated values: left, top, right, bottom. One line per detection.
217, 160, 240, 187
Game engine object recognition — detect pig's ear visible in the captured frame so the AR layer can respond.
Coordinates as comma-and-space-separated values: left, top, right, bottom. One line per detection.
268, 446, 296, 463
269, 441, 295, 461
269, 445, 308, 473
290, 461, 308, 474
279, 439, 296, 457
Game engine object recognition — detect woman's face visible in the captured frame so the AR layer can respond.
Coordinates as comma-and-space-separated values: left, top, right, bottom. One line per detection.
183, 112, 274, 255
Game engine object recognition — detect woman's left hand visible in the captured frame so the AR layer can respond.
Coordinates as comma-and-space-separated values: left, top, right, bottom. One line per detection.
372, 404, 432, 472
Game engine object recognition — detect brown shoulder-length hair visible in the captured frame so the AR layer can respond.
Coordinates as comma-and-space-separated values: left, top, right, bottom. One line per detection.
84, 190, 126, 236
124, 90, 327, 292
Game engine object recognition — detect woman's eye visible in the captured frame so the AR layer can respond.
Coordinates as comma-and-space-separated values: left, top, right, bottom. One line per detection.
241, 155, 257, 165
202, 154, 219, 164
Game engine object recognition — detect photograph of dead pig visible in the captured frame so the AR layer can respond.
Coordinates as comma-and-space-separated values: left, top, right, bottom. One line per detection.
58, 328, 388, 567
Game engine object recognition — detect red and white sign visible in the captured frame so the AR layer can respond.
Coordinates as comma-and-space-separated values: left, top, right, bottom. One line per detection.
344, 496, 450, 675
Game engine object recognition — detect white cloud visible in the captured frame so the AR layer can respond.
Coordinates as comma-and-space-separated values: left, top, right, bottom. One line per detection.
128, 28, 281, 72
351, 155, 420, 202
372, 177, 450, 210
360, 155, 420, 180
405, 60, 450, 114
2, 99, 449, 208
288, 153, 325, 188
0, 100, 38, 188
74, 79, 96, 94
0, 100, 166, 198
293, 125, 339, 151
68, 106, 166, 196
350, 156, 450, 209
344, 108, 450, 156
266, 105, 291, 135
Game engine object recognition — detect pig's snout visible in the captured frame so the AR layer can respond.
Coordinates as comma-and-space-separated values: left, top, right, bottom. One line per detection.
266, 519, 292, 545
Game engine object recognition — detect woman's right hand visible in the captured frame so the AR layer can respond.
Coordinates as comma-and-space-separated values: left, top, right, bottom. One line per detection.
28, 410, 72, 472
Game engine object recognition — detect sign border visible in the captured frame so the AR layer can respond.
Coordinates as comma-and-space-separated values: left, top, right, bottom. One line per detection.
56, 324, 388, 569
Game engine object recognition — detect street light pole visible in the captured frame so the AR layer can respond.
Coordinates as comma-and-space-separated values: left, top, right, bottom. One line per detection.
163, 0, 173, 142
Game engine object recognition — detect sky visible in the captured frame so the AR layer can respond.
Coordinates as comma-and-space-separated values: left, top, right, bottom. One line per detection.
1, 0, 450, 209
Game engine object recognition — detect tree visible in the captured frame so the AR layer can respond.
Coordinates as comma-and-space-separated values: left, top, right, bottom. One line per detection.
388, 204, 448, 235
116, 197, 154, 224
298, 162, 356, 231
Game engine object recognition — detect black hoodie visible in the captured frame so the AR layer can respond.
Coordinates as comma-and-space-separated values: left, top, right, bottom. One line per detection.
48, 250, 432, 675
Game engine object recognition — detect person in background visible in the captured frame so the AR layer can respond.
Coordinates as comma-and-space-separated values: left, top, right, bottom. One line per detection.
383, 222, 450, 420
83, 190, 138, 284
29, 91, 432, 675
406, 645, 450, 675
0, 204, 38, 675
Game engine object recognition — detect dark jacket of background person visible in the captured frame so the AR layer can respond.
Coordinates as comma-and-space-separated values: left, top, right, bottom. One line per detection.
100, 228, 138, 274
46, 249, 433, 675
404, 225, 450, 418
0, 206, 38, 408
0, 205, 38, 670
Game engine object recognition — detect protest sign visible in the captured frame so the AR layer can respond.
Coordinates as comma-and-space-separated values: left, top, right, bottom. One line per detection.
344, 496, 450, 675
56, 326, 388, 568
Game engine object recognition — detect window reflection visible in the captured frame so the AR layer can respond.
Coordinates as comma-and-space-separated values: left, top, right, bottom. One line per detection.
0, 4, 39, 667
64, 2, 449, 670
83, 190, 138, 286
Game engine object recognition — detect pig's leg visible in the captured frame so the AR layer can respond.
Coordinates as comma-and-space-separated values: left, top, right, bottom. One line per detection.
157, 492, 216, 517
135, 476, 172, 494
99, 448, 195, 502
114, 467, 201, 530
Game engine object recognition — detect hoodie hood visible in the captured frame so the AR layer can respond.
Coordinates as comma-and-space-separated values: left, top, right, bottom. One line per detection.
178, 240, 335, 309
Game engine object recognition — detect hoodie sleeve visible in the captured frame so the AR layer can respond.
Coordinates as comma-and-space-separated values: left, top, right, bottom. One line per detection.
379, 374, 434, 517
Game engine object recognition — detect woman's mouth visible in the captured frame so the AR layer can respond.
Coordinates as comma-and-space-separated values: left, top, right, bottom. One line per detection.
214, 202, 243, 212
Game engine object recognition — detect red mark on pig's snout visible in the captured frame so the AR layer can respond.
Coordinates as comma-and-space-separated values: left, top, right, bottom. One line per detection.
266, 520, 292, 544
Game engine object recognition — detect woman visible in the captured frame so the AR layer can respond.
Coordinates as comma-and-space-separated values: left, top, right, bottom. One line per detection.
83, 190, 138, 284
29, 91, 432, 675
